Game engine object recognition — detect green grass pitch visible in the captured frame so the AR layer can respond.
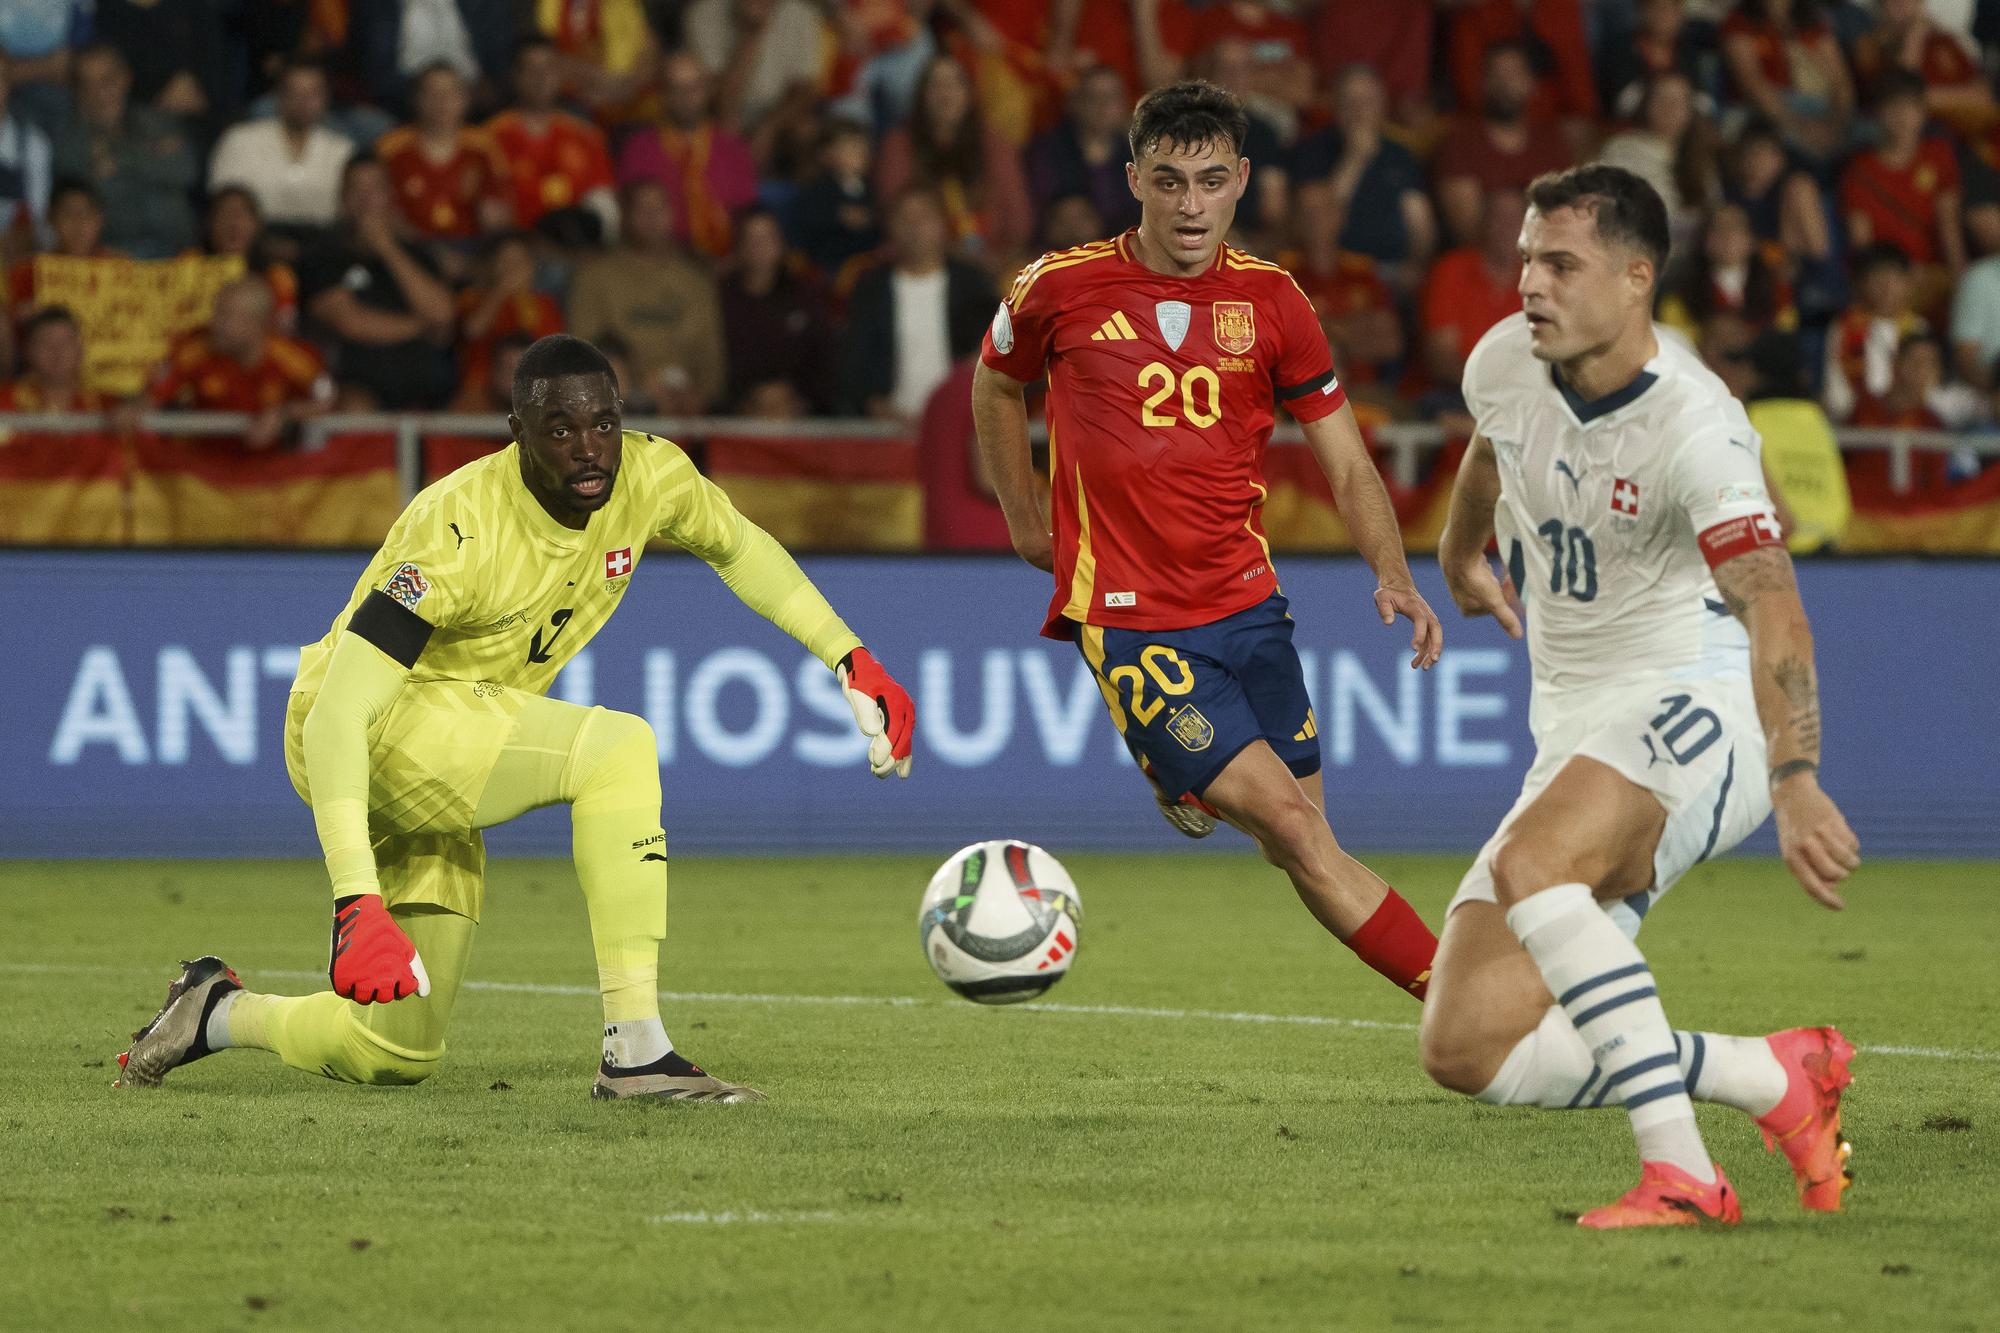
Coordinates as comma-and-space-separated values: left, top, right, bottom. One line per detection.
2, 853, 1995, 1331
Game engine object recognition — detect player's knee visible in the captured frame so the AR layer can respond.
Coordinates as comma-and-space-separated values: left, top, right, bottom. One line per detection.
1418, 1022, 1494, 1097
573, 708, 661, 800
332, 1016, 444, 1086
1248, 793, 1325, 872
1489, 834, 1559, 908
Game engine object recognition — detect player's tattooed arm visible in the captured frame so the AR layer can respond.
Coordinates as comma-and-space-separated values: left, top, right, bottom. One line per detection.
1711, 544, 1860, 907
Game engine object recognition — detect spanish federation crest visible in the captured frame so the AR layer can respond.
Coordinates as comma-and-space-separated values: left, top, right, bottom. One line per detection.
1213, 301, 1256, 355
1166, 704, 1214, 752
1154, 300, 1191, 351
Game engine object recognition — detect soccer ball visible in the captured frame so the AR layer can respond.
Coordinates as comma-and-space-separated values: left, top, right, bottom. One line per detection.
918, 840, 1082, 1005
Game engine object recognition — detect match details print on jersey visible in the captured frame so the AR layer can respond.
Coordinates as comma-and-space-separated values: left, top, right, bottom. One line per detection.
981, 231, 1347, 640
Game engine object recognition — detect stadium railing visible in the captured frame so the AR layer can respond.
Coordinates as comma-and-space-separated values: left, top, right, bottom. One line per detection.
1, 410, 1994, 494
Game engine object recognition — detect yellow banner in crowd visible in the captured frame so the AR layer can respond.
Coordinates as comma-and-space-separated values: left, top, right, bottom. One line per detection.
32, 254, 244, 396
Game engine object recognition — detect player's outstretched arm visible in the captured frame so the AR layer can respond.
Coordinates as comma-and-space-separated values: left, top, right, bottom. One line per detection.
300, 628, 431, 1002
1712, 546, 1861, 909
970, 360, 1053, 572
1300, 404, 1442, 668
1436, 431, 1523, 640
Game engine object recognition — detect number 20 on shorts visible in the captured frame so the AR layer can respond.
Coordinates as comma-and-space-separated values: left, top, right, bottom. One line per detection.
1107, 646, 1196, 728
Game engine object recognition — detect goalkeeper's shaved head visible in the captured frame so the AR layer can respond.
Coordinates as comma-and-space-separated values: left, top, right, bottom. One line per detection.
513, 333, 619, 412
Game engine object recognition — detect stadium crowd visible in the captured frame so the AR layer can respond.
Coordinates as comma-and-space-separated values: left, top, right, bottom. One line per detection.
0, 0, 1998, 518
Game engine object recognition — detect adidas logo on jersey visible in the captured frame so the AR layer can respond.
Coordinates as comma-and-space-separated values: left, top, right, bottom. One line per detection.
1090, 312, 1140, 341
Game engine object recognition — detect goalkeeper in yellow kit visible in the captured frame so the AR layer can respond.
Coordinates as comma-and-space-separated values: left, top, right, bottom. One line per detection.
114, 335, 916, 1102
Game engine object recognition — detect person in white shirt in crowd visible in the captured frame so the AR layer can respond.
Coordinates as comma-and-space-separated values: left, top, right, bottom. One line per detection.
208, 58, 353, 231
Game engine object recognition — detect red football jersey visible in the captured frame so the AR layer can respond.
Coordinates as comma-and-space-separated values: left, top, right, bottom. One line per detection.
980, 231, 1346, 638
485, 110, 615, 227
377, 127, 512, 238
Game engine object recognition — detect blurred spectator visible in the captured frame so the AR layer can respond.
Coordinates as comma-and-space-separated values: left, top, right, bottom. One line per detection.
0, 51, 53, 252
346, 0, 508, 113
824, 0, 938, 134
1185, 0, 1316, 130
1850, 0, 1994, 139
50, 43, 197, 257
197, 187, 301, 333
1848, 332, 1983, 494
1041, 0, 1193, 109
1659, 202, 1797, 341
1420, 189, 1525, 401
295, 155, 456, 409
720, 208, 836, 415
840, 187, 993, 421
617, 52, 758, 260
0, 305, 103, 410
1840, 71, 1964, 304
685, 0, 829, 151
1042, 193, 1108, 250
1599, 0, 1719, 121
1949, 202, 2000, 390
1283, 188, 1401, 389
1723, 116, 1837, 310
149, 277, 333, 449
486, 37, 619, 241
875, 56, 1031, 264
568, 179, 725, 414
1432, 41, 1572, 246
791, 116, 882, 275
1308, 0, 1433, 122
1823, 242, 1925, 421
1291, 64, 1436, 296
449, 328, 534, 414
208, 58, 353, 231
11, 180, 113, 315
1742, 329, 1849, 551
1191, 39, 1291, 243
1025, 66, 1141, 242
94, 0, 226, 127
1597, 70, 1720, 253
1719, 0, 1853, 163
531, 0, 662, 119
377, 63, 513, 241
456, 231, 564, 399
1447, 0, 1599, 142
0, 0, 91, 131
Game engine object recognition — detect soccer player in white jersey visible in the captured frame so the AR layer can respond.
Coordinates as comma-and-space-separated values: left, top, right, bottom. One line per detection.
1419, 165, 1863, 1228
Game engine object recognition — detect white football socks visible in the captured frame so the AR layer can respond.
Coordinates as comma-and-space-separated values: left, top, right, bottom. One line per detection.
1506, 883, 1714, 1183
1479, 1005, 1789, 1120
603, 1017, 672, 1070
204, 989, 239, 1052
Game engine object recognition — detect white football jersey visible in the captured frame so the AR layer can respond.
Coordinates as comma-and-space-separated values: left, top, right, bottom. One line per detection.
1463, 313, 1782, 698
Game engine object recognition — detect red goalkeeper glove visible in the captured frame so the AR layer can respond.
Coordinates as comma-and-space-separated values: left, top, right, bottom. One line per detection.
330, 894, 431, 1003
837, 648, 914, 778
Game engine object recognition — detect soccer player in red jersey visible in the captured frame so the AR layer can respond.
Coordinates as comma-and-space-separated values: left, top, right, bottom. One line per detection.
972, 81, 1444, 1002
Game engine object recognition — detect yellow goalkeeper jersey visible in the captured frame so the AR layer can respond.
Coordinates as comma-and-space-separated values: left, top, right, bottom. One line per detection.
295, 431, 860, 696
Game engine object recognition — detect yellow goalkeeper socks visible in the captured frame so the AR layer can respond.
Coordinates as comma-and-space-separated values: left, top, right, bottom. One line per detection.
563, 709, 670, 1048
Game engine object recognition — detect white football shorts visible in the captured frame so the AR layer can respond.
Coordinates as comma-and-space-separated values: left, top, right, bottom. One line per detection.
1448, 673, 1772, 938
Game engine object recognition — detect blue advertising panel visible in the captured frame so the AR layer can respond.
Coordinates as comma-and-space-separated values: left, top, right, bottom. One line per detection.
0, 551, 1989, 858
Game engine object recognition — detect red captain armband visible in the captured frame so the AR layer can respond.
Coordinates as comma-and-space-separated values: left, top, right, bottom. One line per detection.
1696, 510, 1785, 568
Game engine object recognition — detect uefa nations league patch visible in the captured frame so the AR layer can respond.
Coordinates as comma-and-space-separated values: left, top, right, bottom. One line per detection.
384, 562, 430, 609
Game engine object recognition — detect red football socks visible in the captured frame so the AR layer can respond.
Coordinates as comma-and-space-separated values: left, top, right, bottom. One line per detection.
1345, 890, 1437, 1001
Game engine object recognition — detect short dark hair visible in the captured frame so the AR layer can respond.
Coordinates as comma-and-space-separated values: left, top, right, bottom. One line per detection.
1526, 163, 1672, 283
1128, 80, 1249, 164
1871, 68, 1926, 113
20, 305, 79, 343
1852, 240, 1912, 276
513, 333, 617, 407
50, 178, 101, 212
514, 35, 557, 64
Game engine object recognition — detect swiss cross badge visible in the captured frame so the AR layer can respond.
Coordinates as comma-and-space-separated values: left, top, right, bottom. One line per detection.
1611, 478, 1640, 517
1754, 511, 1783, 542
605, 547, 633, 579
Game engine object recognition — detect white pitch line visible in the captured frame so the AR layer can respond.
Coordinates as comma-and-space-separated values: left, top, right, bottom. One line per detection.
647, 1210, 844, 1226
19, 961, 1998, 1063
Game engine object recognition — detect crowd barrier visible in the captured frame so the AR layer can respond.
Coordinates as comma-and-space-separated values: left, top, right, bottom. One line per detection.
3, 411, 1999, 552
3, 551, 1990, 860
